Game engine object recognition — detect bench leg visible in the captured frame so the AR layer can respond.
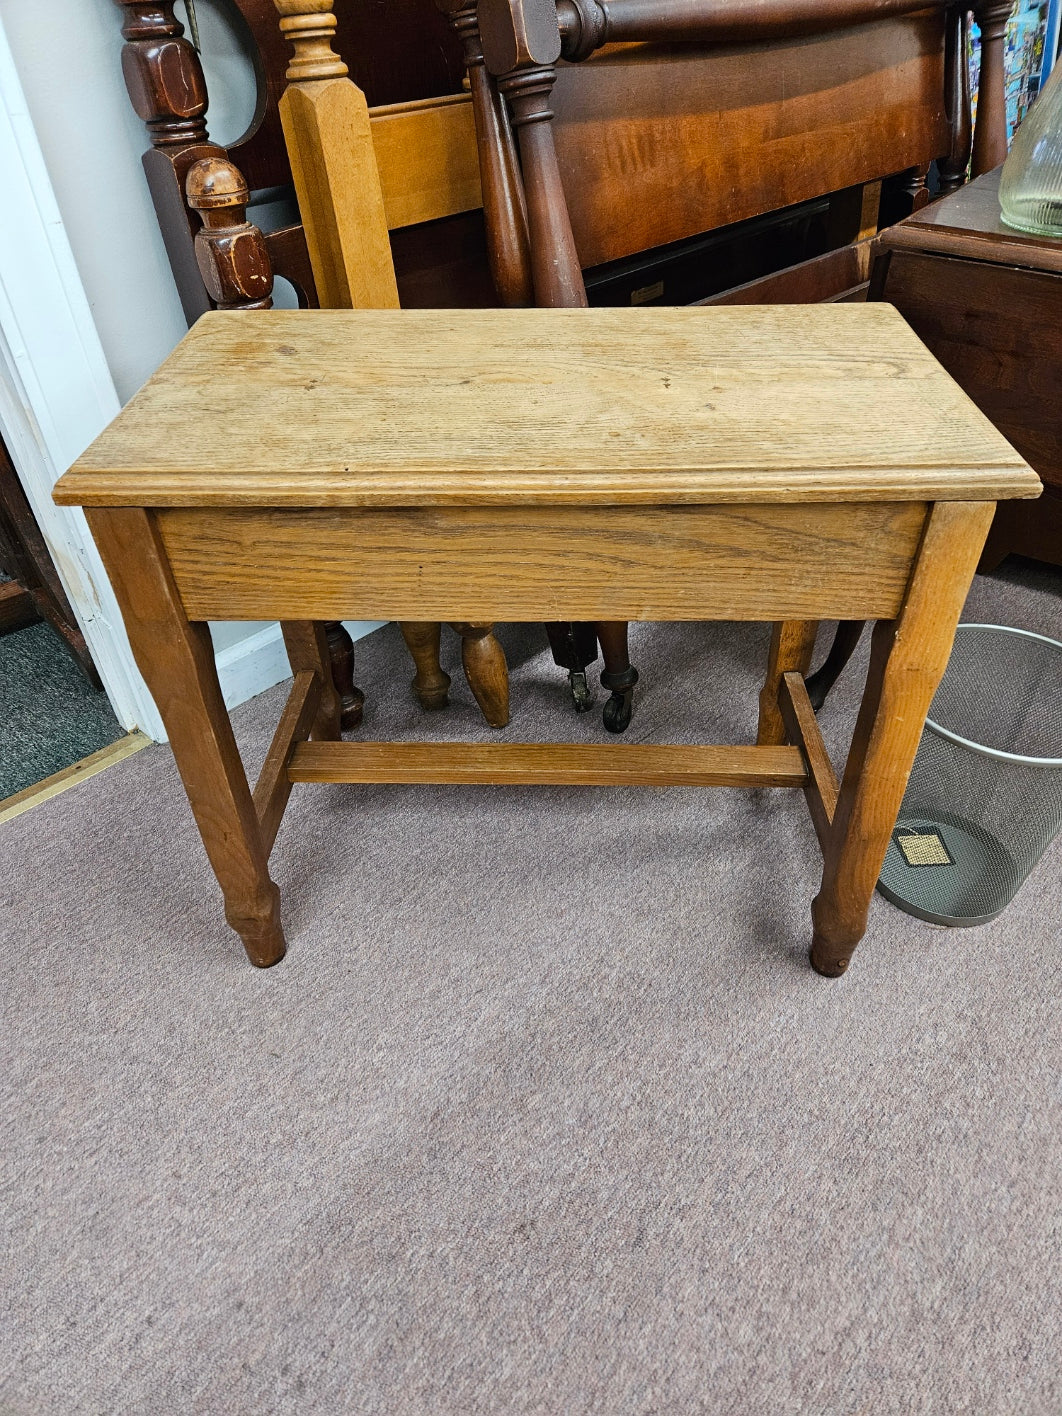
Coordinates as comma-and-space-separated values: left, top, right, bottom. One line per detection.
86, 508, 285, 968
757, 621, 819, 746
810, 501, 994, 976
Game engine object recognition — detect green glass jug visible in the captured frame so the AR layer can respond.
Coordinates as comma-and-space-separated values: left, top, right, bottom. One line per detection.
1000, 62, 1062, 237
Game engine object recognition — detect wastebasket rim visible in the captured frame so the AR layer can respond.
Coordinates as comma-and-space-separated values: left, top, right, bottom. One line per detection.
923, 623, 1062, 767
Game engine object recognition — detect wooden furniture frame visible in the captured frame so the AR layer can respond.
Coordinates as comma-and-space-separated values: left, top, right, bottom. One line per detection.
475, 0, 1013, 311
115, 0, 515, 729
468, 0, 1013, 723
54, 305, 1040, 978
870, 165, 1062, 571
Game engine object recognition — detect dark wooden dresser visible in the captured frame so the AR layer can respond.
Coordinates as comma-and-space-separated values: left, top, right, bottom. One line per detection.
870, 167, 1062, 569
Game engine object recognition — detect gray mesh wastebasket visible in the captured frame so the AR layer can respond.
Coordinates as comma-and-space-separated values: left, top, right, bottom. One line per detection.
878, 624, 1062, 926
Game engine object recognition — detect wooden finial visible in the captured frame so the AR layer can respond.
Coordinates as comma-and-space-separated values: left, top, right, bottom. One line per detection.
186, 158, 274, 310
273, 0, 349, 82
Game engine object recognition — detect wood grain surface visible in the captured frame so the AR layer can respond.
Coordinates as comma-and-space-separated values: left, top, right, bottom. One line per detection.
157, 502, 928, 622
56, 307, 1038, 509
287, 740, 808, 787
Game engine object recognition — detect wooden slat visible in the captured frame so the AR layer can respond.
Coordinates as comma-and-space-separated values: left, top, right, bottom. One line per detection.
780, 670, 840, 848
370, 94, 483, 230
159, 501, 927, 623
253, 670, 321, 855
699, 242, 872, 307
287, 741, 808, 788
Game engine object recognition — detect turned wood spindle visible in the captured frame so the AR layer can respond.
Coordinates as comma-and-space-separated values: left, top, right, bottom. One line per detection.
479, 0, 585, 306
451, 623, 511, 728
399, 622, 452, 711
557, 0, 609, 60
940, 4, 973, 195
499, 67, 588, 307
902, 162, 932, 212
971, 0, 1014, 176
436, 0, 534, 307
114, 0, 209, 148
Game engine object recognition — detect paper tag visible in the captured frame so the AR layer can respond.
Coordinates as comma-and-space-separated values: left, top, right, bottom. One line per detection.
896, 830, 952, 867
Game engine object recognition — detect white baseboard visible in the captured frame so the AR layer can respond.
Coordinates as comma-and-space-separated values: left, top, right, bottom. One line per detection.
215, 620, 386, 714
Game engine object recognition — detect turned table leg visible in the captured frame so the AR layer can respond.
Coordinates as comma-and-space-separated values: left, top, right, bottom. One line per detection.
400, 620, 452, 710
86, 508, 285, 967
451, 621, 510, 728
810, 501, 995, 976
757, 621, 819, 746
281, 621, 342, 740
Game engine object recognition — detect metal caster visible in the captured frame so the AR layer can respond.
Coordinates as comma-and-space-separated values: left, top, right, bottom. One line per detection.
600, 665, 638, 734
602, 689, 634, 733
569, 669, 595, 712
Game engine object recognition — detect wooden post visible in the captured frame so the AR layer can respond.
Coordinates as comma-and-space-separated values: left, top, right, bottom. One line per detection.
113, 0, 222, 322
971, 0, 1014, 176
499, 66, 588, 308
186, 158, 275, 310
940, 4, 973, 195
272, 0, 400, 310
437, 0, 534, 306
757, 621, 819, 747
480, 0, 586, 306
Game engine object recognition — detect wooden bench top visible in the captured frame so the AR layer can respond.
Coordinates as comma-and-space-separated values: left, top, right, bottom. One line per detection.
55, 306, 1040, 509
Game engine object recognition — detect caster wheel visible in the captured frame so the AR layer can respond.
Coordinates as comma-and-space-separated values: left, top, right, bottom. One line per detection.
602, 689, 634, 734
569, 669, 595, 712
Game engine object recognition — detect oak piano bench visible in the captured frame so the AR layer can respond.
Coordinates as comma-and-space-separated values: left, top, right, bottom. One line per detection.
53, 306, 1040, 977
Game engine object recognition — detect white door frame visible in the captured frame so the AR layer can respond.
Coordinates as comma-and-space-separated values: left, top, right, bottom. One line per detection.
0, 14, 166, 740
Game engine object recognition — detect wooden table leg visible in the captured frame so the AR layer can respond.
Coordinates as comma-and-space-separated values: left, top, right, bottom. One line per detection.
451, 621, 510, 728
281, 621, 342, 740
757, 621, 818, 746
810, 501, 995, 976
86, 508, 285, 967
400, 621, 452, 710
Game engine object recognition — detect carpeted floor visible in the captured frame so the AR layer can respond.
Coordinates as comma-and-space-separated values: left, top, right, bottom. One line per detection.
1, 561, 1059, 1414
0, 618, 122, 800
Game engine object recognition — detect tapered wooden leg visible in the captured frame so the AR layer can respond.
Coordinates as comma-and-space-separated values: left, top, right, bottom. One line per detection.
281, 621, 342, 739
451, 621, 510, 728
324, 620, 364, 730
810, 502, 995, 976
399, 621, 452, 710
596, 620, 637, 734
757, 621, 818, 746
86, 508, 285, 967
